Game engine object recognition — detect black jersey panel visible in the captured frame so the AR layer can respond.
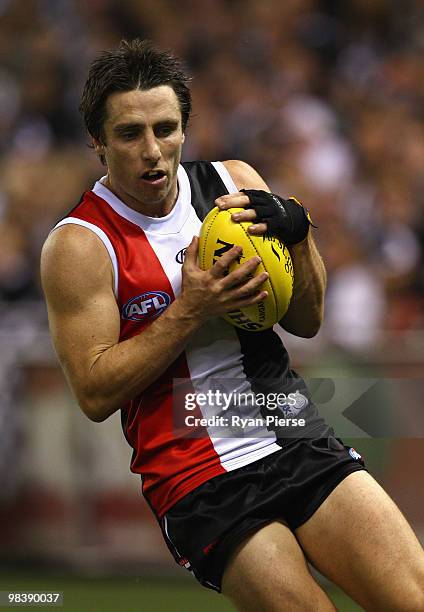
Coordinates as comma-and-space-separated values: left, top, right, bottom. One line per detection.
234, 327, 308, 395
182, 161, 228, 221
234, 327, 326, 442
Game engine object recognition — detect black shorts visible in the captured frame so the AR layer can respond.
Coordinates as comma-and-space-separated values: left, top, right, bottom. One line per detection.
160, 433, 366, 592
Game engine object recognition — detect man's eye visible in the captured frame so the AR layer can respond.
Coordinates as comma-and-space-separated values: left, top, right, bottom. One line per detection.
157, 125, 175, 137
121, 132, 137, 140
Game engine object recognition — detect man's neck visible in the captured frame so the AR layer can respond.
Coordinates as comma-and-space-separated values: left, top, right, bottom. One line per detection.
102, 177, 179, 218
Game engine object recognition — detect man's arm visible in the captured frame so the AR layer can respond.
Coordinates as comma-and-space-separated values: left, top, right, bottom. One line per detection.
277, 234, 326, 337
220, 159, 326, 337
41, 224, 268, 422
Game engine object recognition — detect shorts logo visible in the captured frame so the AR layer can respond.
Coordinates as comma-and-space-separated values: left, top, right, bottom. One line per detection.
178, 556, 191, 569
349, 447, 362, 461
122, 291, 171, 321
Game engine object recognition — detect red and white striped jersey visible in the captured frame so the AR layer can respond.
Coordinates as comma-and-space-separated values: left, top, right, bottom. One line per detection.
53, 161, 319, 517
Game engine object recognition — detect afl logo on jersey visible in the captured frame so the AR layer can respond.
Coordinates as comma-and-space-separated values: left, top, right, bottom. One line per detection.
122, 291, 171, 321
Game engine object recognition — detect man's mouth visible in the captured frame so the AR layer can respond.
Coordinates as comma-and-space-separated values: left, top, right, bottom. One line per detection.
141, 170, 167, 184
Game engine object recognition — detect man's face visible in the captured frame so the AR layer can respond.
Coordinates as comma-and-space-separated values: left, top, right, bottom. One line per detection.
95, 85, 185, 216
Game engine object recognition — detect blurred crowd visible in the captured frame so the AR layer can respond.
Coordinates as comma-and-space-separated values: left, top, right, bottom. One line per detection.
0, 0, 423, 354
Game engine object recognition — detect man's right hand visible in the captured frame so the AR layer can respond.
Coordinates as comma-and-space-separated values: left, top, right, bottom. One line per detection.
179, 236, 269, 322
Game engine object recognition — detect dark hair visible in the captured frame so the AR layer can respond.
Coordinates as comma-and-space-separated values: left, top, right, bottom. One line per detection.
79, 38, 192, 144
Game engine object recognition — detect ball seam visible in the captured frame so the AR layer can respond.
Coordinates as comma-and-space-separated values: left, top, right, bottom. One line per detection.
199, 207, 220, 270
235, 213, 279, 318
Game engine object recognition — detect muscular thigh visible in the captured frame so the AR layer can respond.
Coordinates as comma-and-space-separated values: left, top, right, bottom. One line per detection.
295, 470, 424, 611
221, 521, 336, 611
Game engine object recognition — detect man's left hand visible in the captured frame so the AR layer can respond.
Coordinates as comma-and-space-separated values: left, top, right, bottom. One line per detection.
215, 190, 314, 245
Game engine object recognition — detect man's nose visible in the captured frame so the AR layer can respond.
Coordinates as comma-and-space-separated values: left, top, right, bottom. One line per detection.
142, 131, 161, 162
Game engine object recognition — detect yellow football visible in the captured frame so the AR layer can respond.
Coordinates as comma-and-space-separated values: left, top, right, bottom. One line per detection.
199, 207, 294, 332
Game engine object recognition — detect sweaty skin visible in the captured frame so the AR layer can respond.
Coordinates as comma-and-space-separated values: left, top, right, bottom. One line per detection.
94, 86, 183, 217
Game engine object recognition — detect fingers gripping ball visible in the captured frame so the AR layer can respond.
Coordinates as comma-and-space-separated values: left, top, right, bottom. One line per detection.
241, 189, 315, 245
199, 207, 294, 332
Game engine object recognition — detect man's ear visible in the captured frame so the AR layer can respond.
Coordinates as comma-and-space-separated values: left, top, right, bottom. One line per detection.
92, 136, 107, 166
92, 136, 105, 155
181, 132, 185, 144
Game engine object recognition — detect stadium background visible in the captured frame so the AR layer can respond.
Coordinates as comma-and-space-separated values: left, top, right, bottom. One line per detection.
0, 0, 423, 610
